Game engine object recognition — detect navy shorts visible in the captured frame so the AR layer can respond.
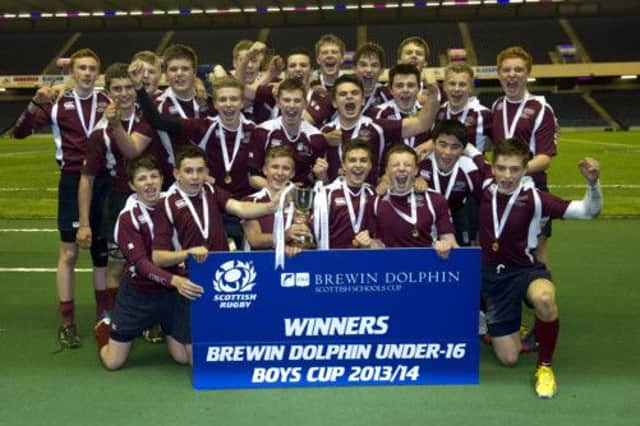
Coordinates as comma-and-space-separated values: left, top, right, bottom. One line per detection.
453, 198, 479, 247
101, 189, 131, 259
170, 295, 191, 344
109, 279, 177, 343
481, 264, 552, 337
57, 173, 109, 242
223, 213, 243, 250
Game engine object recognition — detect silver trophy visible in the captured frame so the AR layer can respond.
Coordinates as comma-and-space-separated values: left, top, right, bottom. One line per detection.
292, 187, 315, 247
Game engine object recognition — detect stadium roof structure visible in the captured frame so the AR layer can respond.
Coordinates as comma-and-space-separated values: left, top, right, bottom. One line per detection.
1, 0, 638, 30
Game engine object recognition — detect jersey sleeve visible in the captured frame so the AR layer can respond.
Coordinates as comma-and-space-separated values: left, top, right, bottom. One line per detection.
540, 190, 570, 220
432, 192, 456, 237
12, 103, 53, 138
116, 213, 174, 287
306, 92, 335, 125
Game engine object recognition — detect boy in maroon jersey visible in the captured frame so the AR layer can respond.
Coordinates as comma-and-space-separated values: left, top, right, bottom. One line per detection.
491, 46, 558, 265
13, 48, 110, 348
151, 145, 282, 362
77, 63, 157, 321
313, 139, 378, 250
319, 74, 438, 186
248, 78, 327, 188
372, 144, 456, 257
93, 156, 204, 370
243, 145, 312, 252
311, 34, 346, 90
479, 138, 601, 398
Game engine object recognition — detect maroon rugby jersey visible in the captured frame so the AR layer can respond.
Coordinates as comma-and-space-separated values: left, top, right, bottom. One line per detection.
154, 88, 215, 167
321, 179, 377, 248
374, 99, 431, 149
320, 116, 403, 185
373, 189, 454, 247
435, 97, 492, 151
491, 95, 558, 186
115, 196, 176, 292
478, 178, 570, 267
417, 152, 486, 215
172, 116, 256, 198
13, 89, 110, 173
82, 110, 155, 192
248, 118, 326, 186
153, 183, 232, 262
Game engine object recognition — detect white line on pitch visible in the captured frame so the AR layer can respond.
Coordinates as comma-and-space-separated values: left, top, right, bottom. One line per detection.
548, 184, 640, 188
0, 228, 57, 232
0, 188, 56, 192
0, 268, 91, 272
561, 138, 637, 148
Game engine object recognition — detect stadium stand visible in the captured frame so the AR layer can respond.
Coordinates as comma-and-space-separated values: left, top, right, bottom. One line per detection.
368, 22, 461, 66
571, 16, 640, 63
590, 89, 640, 128
469, 19, 570, 66
267, 26, 357, 59
0, 32, 71, 74
172, 28, 260, 69
68, 31, 166, 66
0, 101, 38, 134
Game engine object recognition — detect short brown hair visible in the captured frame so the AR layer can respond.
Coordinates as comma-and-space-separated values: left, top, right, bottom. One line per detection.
127, 155, 160, 181
276, 78, 307, 99
385, 144, 418, 168
493, 138, 531, 166
232, 40, 254, 60
132, 50, 162, 69
163, 44, 198, 69
265, 145, 296, 165
212, 76, 244, 100
397, 37, 430, 63
315, 34, 346, 57
331, 74, 364, 100
497, 46, 532, 73
354, 42, 386, 68
104, 63, 130, 91
444, 62, 474, 80
175, 145, 207, 170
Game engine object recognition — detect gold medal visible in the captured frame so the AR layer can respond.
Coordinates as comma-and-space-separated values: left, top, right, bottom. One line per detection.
492, 241, 499, 252
411, 227, 420, 238
224, 174, 232, 184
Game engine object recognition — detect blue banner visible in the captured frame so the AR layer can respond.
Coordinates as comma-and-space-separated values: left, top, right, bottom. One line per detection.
190, 248, 480, 390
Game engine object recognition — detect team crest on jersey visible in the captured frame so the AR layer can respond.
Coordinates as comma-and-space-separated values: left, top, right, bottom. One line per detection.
63, 101, 75, 110
168, 106, 177, 114
242, 131, 252, 144
523, 108, 536, 119
516, 194, 529, 206
175, 199, 188, 209
454, 181, 467, 192
334, 197, 346, 206
296, 142, 312, 156
415, 194, 426, 207
419, 170, 432, 180
271, 138, 282, 146
136, 214, 148, 224
357, 128, 372, 141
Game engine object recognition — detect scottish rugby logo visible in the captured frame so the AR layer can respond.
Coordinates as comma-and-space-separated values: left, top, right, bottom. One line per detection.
213, 260, 257, 293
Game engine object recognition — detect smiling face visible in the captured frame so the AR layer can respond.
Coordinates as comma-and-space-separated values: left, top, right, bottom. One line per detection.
71, 56, 99, 94
277, 88, 306, 129
390, 73, 420, 114
332, 81, 364, 125
139, 60, 161, 94
214, 86, 243, 128
174, 156, 208, 196
433, 133, 465, 173
444, 70, 473, 112
498, 57, 529, 101
233, 48, 261, 84
263, 155, 295, 192
342, 148, 372, 188
354, 54, 382, 93
129, 167, 163, 205
386, 151, 418, 193
165, 58, 195, 98
108, 77, 136, 113
317, 42, 343, 78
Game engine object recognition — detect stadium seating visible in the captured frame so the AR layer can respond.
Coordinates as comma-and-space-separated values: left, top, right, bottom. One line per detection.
469, 19, 570, 66
571, 17, 640, 63
172, 29, 260, 69
267, 26, 357, 60
368, 22, 461, 66
591, 89, 640, 128
0, 32, 71, 74
70, 31, 166, 67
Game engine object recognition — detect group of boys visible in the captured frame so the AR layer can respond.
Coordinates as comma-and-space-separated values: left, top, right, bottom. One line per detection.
13, 34, 604, 399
